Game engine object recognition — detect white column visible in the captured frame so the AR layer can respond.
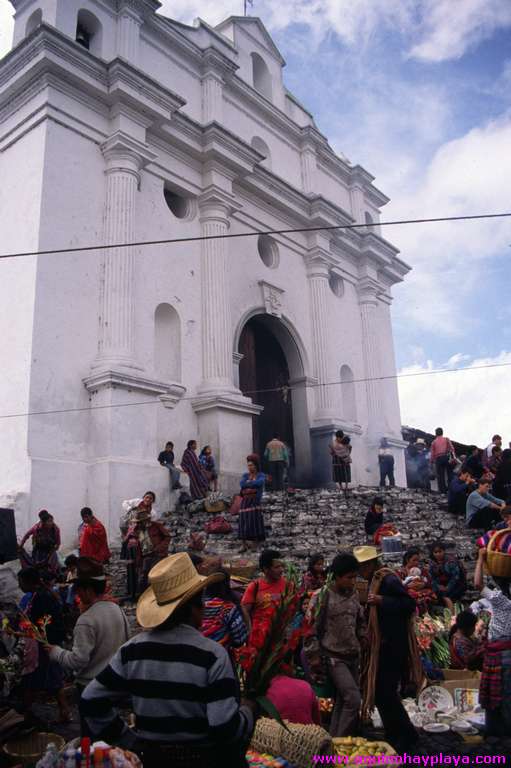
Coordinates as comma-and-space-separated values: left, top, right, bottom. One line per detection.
94, 136, 147, 369
202, 73, 223, 124
117, 3, 142, 64
307, 255, 336, 419
198, 191, 234, 392
358, 279, 384, 432
301, 147, 317, 194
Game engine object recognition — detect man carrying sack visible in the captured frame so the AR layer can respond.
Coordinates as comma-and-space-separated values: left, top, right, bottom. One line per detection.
354, 545, 422, 754
80, 553, 255, 768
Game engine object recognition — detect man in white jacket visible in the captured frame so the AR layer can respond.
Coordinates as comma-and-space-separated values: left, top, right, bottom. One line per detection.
47, 558, 129, 734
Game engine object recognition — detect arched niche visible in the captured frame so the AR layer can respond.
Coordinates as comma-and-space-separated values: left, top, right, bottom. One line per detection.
340, 364, 357, 422
26, 9, 43, 36
251, 52, 273, 100
251, 136, 272, 170
76, 9, 103, 57
154, 303, 181, 383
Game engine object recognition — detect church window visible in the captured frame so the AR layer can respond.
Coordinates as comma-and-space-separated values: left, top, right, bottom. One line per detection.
251, 136, 272, 170
328, 271, 344, 298
251, 52, 273, 100
164, 187, 194, 220
76, 10, 103, 56
26, 9, 42, 36
154, 304, 181, 382
258, 234, 279, 269
340, 364, 357, 422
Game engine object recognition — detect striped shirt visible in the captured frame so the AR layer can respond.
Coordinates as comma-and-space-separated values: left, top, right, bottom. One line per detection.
80, 623, 253, 748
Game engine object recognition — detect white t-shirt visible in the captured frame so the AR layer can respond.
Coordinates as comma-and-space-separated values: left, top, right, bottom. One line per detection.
471, 586, 511, 641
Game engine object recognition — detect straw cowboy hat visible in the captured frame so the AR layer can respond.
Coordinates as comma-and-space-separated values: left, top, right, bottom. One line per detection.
415, 438, 426, 446
137, 552, 223, 629
353, 545, 380, 564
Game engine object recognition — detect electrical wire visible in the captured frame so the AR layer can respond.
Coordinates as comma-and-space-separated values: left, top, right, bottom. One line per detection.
1, 359, 510, 420
0, 212, 510, 261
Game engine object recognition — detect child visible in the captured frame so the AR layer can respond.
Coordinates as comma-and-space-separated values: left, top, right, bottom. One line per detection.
402, 566, 425, 587
199, 445, 218, 492
448, 610, 484, 670
304, 553, 366, 737
302, 553, 326, 592
364, 497, 385, 537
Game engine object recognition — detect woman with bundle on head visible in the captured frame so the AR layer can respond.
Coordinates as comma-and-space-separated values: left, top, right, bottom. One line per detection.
472, 546, 511, 736
330, 430, 352, 494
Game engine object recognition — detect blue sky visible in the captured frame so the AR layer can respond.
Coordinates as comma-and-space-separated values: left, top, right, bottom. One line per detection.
1, 0, 510, 443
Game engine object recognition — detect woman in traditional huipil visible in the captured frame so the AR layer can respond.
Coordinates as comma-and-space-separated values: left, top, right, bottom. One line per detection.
238, 454, 266, 551
181, 440, 209, 500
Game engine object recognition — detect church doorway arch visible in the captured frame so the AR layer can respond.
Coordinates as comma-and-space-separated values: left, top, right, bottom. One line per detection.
237, 313, 311, 485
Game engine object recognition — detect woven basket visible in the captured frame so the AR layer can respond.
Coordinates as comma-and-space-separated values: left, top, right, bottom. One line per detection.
4, 732, 65, 766
250, 717, 333, 768
487, 528, 511, 578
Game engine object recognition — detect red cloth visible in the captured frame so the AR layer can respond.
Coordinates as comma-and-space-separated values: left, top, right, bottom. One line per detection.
266, 674, 320, 725
430, 436, 454, 463
79, 518, 111, 563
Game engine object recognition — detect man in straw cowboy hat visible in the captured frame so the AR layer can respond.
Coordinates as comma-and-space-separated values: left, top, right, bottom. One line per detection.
353, 545, 422, 753
81, 552, 255, 767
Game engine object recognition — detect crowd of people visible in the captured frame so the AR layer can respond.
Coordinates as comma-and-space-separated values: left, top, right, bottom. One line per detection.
2, 427, 511, 765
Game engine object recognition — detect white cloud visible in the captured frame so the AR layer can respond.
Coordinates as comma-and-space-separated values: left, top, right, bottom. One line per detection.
409, 0, 511, 63
398, 351, 511, 445
386, 113, 511, 335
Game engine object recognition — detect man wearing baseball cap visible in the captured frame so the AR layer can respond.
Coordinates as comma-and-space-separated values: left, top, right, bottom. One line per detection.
81, 553, 254, 767
354, 546, 421, 753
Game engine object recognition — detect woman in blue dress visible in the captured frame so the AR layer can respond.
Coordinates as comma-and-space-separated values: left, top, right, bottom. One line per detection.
238, 454, 266, 551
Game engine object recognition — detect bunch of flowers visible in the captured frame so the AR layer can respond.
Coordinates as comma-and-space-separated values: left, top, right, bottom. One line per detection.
415, 608, 457, 669
2, 613, 52, 644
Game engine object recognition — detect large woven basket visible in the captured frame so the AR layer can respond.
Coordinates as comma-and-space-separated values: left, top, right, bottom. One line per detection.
487, 528, 511, 578
3, 732, 65, 766
250, 717, 333, 768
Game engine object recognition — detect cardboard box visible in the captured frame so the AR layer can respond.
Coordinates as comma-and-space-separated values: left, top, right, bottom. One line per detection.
442, 669, 481, 682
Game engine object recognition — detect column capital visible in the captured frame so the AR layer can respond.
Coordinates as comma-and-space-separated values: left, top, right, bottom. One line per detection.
101, 131, 157, 175
116, 0, 161, 16
305, 248, 332, 279
201, 48, 238, 80
357, 277, 380, 304
198, 186, 240, 222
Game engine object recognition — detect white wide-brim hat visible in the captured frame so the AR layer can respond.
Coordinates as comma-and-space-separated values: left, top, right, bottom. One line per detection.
136, 552, 223, 629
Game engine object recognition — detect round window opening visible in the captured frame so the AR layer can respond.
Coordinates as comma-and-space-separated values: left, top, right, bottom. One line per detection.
257, 234, 279, 269
164, 188, 193, 220
329, 272, 344, 298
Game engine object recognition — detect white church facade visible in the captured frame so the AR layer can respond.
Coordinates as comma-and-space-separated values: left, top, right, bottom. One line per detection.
0, 0, 410, 544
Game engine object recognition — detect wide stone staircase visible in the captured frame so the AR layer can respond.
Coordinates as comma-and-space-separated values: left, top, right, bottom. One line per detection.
110, 486, 482, 600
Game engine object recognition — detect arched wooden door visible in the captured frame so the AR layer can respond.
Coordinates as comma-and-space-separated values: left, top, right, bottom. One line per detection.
238, 316, 295, 468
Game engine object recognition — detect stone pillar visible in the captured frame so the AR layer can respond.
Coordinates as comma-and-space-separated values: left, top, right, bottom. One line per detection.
94, 133, 153, 370
117, 1, 143, 64
198, 189, 236, 393
350, 182, 365, 225
358, 278, 384, 435
307, 254, 336, 420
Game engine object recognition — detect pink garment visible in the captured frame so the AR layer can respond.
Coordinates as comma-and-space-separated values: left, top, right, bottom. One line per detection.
430, 436, 454, 463
266, 674, 320, 725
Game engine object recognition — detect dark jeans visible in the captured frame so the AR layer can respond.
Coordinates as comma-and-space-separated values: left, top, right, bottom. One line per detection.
379, 458, 395, 488
468, 507, 501, 532
75, 683, 91, 737
269, 461, 286, 491
375, 643, 418, 750
435, 454, 453, 493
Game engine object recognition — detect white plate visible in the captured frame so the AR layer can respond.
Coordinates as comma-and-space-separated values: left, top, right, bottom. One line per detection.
451, 719, 472, 732
423, 722, 450, 733
418, 686, 454, 713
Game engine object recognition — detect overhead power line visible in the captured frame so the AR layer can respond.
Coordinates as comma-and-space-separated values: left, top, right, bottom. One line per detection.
1, 359, 510, 420
0, 212, 510, 261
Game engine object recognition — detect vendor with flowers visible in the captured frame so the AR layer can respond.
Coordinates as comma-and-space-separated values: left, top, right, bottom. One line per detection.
242, 550, 289, 636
